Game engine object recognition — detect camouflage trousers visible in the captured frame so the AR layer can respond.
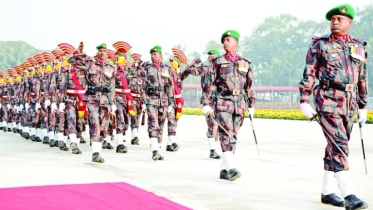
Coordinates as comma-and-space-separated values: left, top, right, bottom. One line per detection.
76, 116, 87, 139
0, 102, 9, 122
130, 98, 142, 130
21, 109, 28, 127
27, 103, 38, 128
146, 105, 167, 142
159, 106, 177, 141
47, 106, 56, 132
36, 104, 48, 130
318, 112, 353, 172
7, 108, 16, 124
87, 101, 110, 142
215, 109, 244, 153
205, 114, 218, 138
115, 100, 128, 135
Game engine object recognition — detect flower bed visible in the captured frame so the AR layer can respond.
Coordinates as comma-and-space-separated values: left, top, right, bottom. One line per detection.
182, 108, 373, 124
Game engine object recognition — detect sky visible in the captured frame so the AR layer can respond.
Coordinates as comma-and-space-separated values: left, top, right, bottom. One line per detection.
0, 0, 372, 61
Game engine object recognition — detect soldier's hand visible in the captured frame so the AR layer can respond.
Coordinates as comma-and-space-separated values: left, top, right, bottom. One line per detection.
167, 106, 173, 113
35, 103, 41, 110
141, 104, 147, 112
358, 109, 368, 126
248, 108, 255, 118
59, 103, 65, 112
202, 105, 213, 115
300, 103, 316, 118
6, 104, 11, 109
51, 103, 57, 112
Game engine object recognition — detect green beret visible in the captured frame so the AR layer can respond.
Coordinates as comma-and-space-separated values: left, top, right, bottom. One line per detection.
221, 30, 240, 44
150, 46, 162, 53
326, 4, 355, 21
207, 49, 220, 55
96, 43, 107, 50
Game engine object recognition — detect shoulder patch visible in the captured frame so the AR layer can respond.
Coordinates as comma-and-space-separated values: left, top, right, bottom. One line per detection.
353, 37, 367, 46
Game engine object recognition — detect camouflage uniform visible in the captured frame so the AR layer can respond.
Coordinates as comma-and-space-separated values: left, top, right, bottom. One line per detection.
299, 34, 368, 172
39, 70, 50, 143
55, 66, 70, 150
22, 73, 32, 139
46, 67, 59, 146
0, 83, 10, 131
28, 71, 42, 142
127, 64, 144, 145
202, 36, 255, 181
69, 52, 116, 162
8, 81, 18, 132
57, 65, 85, 154
181, 59, 220, 158
141, 59, 175, 160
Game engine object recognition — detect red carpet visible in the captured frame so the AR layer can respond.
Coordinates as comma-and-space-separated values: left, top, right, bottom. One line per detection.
0, 182, 191, 210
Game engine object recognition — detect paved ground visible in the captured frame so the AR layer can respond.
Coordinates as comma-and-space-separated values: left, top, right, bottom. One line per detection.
0, 115, 372, 210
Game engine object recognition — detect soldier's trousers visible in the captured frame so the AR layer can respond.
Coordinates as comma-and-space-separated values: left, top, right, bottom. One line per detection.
146, 105, 167, 142
115, 101, 127, 135
205, 114, 218, 138
65, 102, 78, 135
0, 102, 9, 123
130, 98, 142, 130
159, 107, 177, 141
87, 101, 109, 142
76, 116, 86, 138
215, 109, 244, 153
38, 104, 48, 130
318, 112, 353, 172
27, 103, 38, 128
48, 106, 56, 132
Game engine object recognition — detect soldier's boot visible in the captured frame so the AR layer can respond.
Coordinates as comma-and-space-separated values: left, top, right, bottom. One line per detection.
151, 138, 163, 161
13, 127, 17, 133
30, 135, 36, 141
58, 141, 69, 151
166, 144, 175, 152
7, 127, 12, 132
79, 136, 86, 144
92, 152, 105, 163
42, 136, 49, 144
54, 140, 59, 147
344, 195, 368, 210
41, 129, 48, 144
47, 131, 55, 147
223, 152, 241, 181
116, 144, 128, 153
210, 150, 221, 159
220, 169, 229, 180
227, 169, 241, 181
35, 137, 42, 142
166, 136, 179, 151
102, 141, 114, 150
24, 131, 30, 140
0, 127, 3, 131
116, 134, 127, 153
70, 143, 82, 154
321, 170, 344, 207
152, 150, 164, 161
3, 127, 7, 132
131, 137, 139, 145
335, 171, 368, 210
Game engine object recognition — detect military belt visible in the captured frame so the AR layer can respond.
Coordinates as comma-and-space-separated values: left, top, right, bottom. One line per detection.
321, 81, 357, 92
115, 88, 131, 94
218, 88, 245, 96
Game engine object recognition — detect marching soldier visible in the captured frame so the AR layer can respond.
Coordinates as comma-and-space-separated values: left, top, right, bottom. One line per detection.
299, 4, 368, 209
68, 43, 116, 163
202, 30, 255, 181
180, 49, 221, 159
140, 46, 175, 161
0, 75, 11, 132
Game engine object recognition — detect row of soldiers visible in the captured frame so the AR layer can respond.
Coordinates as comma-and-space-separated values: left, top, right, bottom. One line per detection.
0, 40, 228, 163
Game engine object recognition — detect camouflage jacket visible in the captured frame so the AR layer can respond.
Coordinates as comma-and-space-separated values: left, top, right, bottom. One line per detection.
299, 34, 368, 115
114, 66, 129, 105
68, 55, 116, 106
40, 73, 49, 102
28, 74, 42, 104
202, 54, 255, 114
58, 67, 84, 104
0, 84, 10, 103
8, 83, 19, 105
47, 71, 59, 104
140, 62, 174, 107
23, 77, 30, 104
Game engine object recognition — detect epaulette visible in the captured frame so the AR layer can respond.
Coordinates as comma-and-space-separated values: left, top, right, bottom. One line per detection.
240, 57, 252, 64
312, 35, 329, 41
353, 37, 367, 46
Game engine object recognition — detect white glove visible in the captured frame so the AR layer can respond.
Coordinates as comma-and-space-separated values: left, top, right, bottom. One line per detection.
25, 103, 30, 111
300, 103, 316, 118
167, 106, 173, 113
358, 109, 368, 126
7, 104, 11, 109
51, 103, 57, 112
59, 103, 65, 112
35, 103, 41, 110
0, 104, 1, 109
248, 108, 255, 118
45, 100, 51, 107
111, 105, 117, 113
202, 105, 213, 115
142, 104, 147, 111
19, 104, 24, 111
14, 106, 19, 113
